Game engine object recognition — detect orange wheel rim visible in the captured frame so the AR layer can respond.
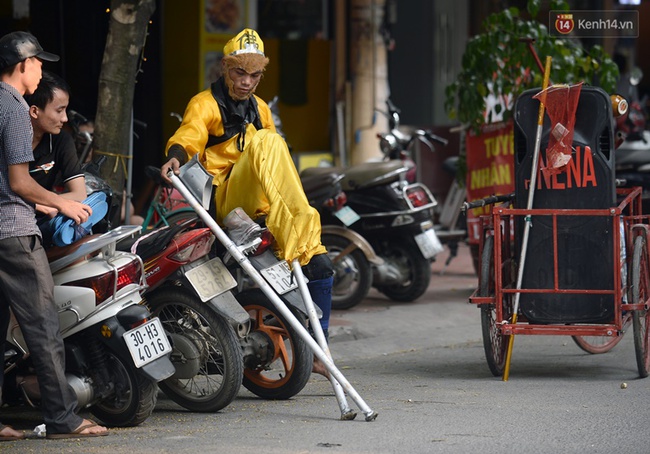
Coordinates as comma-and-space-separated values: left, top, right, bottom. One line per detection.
244, 304, 295, 388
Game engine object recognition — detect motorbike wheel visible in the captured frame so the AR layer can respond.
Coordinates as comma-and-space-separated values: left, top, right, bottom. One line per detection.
375, 238, 431, 302
90, 352, 158, 427
322, 233, 373, 310
236, 289, 313, 400
147, 287, 243, 412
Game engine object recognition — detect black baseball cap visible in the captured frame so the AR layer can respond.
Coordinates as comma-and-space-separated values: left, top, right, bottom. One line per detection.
0, 31, 59, 70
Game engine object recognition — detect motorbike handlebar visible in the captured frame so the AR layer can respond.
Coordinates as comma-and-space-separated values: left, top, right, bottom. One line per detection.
425, 131, 448, 146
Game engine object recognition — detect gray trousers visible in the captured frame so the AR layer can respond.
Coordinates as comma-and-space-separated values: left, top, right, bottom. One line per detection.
0, 235, 82, 433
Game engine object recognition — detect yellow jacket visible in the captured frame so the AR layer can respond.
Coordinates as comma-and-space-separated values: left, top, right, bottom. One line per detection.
165, 84, 325, 265
165, 87, 276, 187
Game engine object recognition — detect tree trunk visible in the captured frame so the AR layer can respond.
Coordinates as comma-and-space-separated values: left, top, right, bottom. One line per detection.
349, 0, 389, 165
94, 0, 155, 226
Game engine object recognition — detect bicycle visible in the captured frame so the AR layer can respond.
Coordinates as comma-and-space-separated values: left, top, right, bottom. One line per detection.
139, 165, 197, 232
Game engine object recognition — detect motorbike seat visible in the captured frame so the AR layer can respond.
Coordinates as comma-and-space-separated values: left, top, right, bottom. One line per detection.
46, 233, 102, 264
300, 172, 345, 209
125, 217, 201, 260
338, 160, 409, 191
301, 160, 409, 191
300, 172, 342, 194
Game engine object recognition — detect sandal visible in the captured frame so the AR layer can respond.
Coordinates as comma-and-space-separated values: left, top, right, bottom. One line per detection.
0, 424, 25, 441
46, 420, 109, 439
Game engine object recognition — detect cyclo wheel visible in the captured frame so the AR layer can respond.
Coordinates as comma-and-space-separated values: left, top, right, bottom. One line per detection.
479, 234, 512, 377
572, 229, 631, 355
631, 235, 650, 377
571, 332, 625, 355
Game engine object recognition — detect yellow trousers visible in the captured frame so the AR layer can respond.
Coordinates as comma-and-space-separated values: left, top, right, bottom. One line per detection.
215, 129, 327, 266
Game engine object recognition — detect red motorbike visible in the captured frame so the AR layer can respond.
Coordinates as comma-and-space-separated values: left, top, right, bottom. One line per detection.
120, 211, 315, 407
119, 220, 244, 412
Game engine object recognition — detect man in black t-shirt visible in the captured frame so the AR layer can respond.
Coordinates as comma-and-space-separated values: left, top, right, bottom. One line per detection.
24, 70, 86, 242
30, 129, 82, 193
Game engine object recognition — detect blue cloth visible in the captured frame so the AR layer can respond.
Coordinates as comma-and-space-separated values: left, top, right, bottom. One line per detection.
44, 191, 108, 246
308, 276, 333, 332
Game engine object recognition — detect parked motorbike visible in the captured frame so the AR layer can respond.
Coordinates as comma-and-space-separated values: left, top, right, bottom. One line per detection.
3, 225, 174, 427
614, 67, 650, 211
376, 98, 449, 183
433, 154, 471, 273
118, 219, 245, 412
302, 160, 442, 303
300, 171, 381, 310
125, 165, 314, 401
284, 96, 444, 304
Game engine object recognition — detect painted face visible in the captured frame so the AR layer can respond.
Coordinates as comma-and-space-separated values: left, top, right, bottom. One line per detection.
30, 87, 69, 135
226, 67, 263, 101
23, 57, 43, 95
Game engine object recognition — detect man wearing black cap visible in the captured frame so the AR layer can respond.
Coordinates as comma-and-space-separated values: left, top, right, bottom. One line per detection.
0, 31, 108, 440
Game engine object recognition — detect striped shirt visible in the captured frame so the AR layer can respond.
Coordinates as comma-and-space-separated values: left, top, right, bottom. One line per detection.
0, 81, 40, 239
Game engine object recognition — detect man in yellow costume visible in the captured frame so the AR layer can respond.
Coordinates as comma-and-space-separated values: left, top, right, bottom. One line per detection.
160, 29, 332, 376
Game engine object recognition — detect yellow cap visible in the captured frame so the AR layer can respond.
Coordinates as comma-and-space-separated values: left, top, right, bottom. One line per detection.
223, 29, 265, 57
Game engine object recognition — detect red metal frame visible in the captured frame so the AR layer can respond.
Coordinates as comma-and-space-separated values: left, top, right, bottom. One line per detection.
469, 186, 650, 337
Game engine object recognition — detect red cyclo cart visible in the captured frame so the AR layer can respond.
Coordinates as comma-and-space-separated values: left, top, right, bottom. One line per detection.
468, 85, 650, 379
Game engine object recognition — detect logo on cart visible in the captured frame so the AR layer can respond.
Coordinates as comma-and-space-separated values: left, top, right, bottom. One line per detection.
526, 146, 598, 191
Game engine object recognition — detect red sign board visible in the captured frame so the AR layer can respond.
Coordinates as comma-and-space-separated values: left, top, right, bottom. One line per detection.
465, 120, 515, 244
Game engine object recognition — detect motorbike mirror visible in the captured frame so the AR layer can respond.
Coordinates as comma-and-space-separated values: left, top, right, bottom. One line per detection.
630, 66, 643, 86
390, 111, 400, 129
177, 154, 214, 210
418, 135, 434, 151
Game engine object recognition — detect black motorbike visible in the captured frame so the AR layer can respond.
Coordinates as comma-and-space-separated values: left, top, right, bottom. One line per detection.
614, 68, 650, 211
376, 98, 448, 184
300, 171, 381, 309
302, 159, 442, 302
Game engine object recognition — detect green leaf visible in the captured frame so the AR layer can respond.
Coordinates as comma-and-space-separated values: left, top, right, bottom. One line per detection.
527, 0, 540, 18
444, 3, 619, 132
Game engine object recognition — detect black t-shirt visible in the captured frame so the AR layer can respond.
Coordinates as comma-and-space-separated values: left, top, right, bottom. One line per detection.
29, 130, 83, 193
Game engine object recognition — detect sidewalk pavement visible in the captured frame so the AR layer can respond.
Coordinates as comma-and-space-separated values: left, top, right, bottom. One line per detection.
328, 241, 481, 362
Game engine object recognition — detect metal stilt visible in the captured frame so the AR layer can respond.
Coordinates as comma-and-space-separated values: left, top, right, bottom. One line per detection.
292, 259, 357, 420
169, 172, 378, 421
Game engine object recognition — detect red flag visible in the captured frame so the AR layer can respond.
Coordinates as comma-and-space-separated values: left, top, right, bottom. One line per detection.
533, 82, 583, 174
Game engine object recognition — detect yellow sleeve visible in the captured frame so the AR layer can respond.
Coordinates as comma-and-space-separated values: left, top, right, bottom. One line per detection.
165, 90, 223, 159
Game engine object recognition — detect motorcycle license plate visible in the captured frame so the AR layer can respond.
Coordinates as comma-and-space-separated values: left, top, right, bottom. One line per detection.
185, 257, 237, 302
333, 206, 360, 226
123, 318, 171, 368
415, 228, 444, 259
260, 260, 298, 295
